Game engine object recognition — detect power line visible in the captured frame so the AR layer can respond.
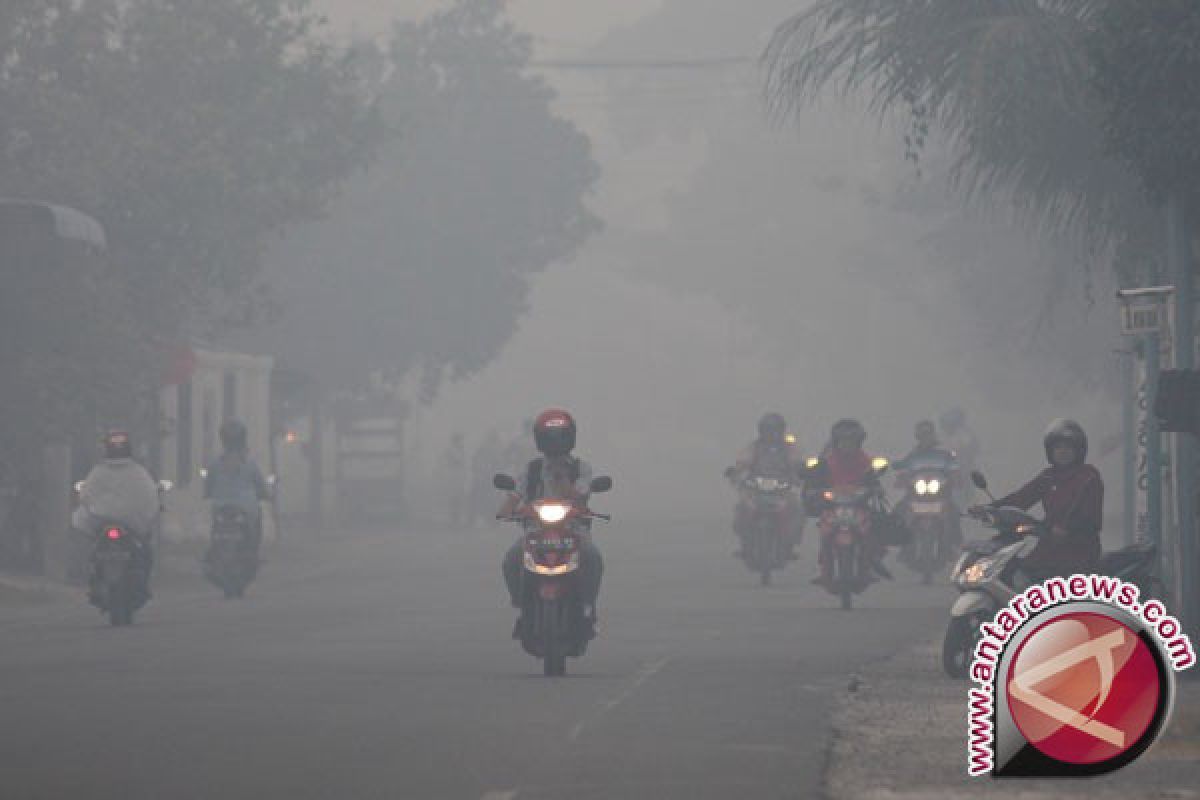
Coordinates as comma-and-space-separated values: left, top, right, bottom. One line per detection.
526, 56, 753, 71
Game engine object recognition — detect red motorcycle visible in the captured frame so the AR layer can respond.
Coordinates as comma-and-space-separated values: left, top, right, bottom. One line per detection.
806, 458, 889, 610
494, 473, 612, 676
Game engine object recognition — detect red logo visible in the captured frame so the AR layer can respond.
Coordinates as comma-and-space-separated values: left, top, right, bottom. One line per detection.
1006, 612, 1162, 766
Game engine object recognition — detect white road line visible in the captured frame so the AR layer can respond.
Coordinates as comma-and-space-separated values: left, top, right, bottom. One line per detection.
479, 790, 518, 800
569, 656, 671, 742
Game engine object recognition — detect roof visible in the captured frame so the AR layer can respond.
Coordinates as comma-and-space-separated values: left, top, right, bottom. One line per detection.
0, 199, 107, 249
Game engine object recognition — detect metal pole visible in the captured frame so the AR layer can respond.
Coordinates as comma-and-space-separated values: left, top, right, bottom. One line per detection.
1168, 191, 1197, 638
1122, 351, 1136, 546
1147, 327, 1163, 556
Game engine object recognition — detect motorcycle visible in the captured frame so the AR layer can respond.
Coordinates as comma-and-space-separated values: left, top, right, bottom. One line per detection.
942, 471, 1164, 678
494, 472, 612, 677
206, 506, 258, 598
76, 479, 172, 626
807, 458, 890, 610
725, 466, 800, 585
201, 472, 275, 599
896, 455, 960, 584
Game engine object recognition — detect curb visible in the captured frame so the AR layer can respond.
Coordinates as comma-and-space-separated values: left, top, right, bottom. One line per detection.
824, 636, 1200, 799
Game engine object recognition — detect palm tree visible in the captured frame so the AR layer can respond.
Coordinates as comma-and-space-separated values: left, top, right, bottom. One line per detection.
763, 0, 1146, 255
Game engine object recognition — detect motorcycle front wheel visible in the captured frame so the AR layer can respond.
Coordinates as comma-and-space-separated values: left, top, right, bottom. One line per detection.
942, 616, 975, 679
541, 599, 567, 677
836, 546, 855, 610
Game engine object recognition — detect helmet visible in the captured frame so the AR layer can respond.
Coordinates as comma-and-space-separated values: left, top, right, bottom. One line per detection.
533, 409, 576, 456
103, 430, 132, 460
219, 419, 248, 452
757, 413, 787, 443
915, 420, 937, 443
831, 418, 866, 447
1044, 418, 1087, 464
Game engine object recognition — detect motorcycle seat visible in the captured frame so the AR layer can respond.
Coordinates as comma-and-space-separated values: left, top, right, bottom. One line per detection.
1099, 542, 1156, 574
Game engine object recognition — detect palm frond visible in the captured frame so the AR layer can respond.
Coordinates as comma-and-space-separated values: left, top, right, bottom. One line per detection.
763, 0, 1146, 246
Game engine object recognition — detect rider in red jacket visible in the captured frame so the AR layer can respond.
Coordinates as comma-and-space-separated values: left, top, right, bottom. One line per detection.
805, 419, 891, 585
988, 419, 1103, 578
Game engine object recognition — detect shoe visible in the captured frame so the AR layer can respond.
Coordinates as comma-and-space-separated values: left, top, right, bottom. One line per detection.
581, 605, 598, 640
811, 574, 829, 587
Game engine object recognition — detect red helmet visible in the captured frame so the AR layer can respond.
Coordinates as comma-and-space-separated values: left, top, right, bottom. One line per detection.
533, 409, 576, 456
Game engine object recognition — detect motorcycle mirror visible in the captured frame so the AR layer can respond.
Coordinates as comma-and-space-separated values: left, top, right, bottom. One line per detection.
493, 473, 517, 492
589, 476, 613, 493
970, 471, 988, 490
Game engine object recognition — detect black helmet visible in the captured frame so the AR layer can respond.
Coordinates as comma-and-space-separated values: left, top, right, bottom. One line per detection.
103, 430, 132, 460
220, 419, 248, 452
533, 409, 576, 457
915, 420, 937, 442
831, 418, 866, 447
758, 413, 787, 443
1044, 418, 1087, 464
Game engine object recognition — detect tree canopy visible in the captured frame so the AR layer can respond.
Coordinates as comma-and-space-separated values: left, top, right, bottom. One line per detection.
0, 0, 379, 450
763, 0, 1200, 275
244, 0, 601, 399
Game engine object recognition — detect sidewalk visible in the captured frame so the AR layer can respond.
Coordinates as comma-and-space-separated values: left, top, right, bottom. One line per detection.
824, 637, 1200, 799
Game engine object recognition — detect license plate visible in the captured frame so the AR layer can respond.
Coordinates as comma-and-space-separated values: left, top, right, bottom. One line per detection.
910, 502, 944, 514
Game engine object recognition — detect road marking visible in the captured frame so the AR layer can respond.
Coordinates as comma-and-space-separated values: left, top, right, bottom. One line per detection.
569, 656, 670, 741
480, 791, 517, 800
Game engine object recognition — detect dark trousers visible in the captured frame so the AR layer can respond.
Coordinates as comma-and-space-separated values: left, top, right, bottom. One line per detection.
503, 538, 604, 609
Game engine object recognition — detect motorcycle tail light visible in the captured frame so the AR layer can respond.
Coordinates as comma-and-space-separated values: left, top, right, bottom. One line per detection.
105, 528, 122, 540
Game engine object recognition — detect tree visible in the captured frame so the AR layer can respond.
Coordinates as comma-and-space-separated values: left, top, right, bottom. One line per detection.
1088, 1, 1200, 214
762, 1, 1150, 253
242, 0, 601, 399
0, 0, 378, 446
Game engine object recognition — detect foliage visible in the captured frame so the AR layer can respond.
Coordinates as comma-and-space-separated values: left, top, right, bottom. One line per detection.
1088, 1, 1200, 213
0, 0, 378, 450
762, 1, 1148, 245
246, 0, 601, 399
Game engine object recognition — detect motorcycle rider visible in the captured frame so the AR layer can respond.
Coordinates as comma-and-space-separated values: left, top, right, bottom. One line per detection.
203, 419, 270, 562
500, 409, 603, 639
805, 419, 891, 585
979, 419, 1103, 579
728, 412, 804, 558
894, 420, 963, 565
940, 407, 980, 508
72, 430, 160, 599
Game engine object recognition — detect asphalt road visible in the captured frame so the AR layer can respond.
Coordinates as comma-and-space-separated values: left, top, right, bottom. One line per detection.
0, 516, 948, 800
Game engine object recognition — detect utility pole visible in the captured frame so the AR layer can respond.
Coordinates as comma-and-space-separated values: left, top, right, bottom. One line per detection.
1168, 191, 1197, 640
1118, 285, 1174, 569
1121, 349, 1136, 546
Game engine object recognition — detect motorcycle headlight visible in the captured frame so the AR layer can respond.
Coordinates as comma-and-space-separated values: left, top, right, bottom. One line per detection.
914, 479, 928, 496
960, 558, 997, 585
927, 479, 941, 495
535, 503, 570, 524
